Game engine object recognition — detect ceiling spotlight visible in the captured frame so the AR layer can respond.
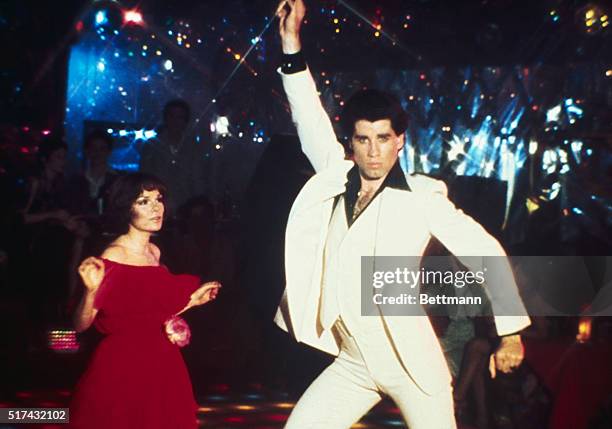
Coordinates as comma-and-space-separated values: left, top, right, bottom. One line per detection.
211, 116, 230, 137
124, 9, 144, 25
576, 3, 608, 34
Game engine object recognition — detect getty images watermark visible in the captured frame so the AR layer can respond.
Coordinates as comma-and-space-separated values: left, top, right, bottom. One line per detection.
372, 265, 487, 304
360, 256, 612, 317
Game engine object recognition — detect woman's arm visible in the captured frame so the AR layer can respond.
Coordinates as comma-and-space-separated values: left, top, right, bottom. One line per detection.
176, 281, 221, 315
74, 289, 98, 332
73, 257, 105, 332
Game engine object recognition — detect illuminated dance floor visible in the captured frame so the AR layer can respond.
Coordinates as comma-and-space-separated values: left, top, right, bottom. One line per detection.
1, 385, 478, 428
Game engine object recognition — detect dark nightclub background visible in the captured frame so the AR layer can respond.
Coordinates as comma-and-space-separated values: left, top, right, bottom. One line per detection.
0, 0, 611, 428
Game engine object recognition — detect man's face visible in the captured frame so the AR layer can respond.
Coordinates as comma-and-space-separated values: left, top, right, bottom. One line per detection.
350, 119, 404, 181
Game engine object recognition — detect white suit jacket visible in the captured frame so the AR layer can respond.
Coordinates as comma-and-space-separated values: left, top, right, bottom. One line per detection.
274, 68, 531, 395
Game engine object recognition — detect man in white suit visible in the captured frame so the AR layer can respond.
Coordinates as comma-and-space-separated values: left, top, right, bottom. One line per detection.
273, 1, 531, 428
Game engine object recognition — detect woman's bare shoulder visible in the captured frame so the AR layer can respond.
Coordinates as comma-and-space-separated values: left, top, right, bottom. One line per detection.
100, 243, 128, 263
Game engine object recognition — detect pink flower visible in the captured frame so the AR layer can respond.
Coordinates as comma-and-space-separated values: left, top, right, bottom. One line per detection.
163, 316, 191, 347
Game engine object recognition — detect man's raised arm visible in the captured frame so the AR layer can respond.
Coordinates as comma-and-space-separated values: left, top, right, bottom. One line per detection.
277, 0, 345, 172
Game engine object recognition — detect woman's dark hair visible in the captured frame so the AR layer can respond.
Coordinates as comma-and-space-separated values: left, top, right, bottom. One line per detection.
104, 172, 167, 235
341, 89, 409, 138
84, 129, 114, 151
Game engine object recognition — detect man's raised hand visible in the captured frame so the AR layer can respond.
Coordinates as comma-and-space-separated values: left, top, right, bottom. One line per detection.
276, 0, 306, 54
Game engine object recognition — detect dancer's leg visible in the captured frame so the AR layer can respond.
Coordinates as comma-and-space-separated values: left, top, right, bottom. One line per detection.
284, 352, 382, 429
387, 380, 456, 429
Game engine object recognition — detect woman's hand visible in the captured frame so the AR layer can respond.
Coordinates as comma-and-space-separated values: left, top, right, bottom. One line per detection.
189, 281, 221, 307
78, 257, 105, 294
176, 281, 221, 316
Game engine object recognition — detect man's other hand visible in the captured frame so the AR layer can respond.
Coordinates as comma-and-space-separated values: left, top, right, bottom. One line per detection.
489, 334, 525, 378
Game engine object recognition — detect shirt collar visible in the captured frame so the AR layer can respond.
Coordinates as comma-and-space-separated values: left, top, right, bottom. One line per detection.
341, 160, 410, 226
345, 160, 410, 195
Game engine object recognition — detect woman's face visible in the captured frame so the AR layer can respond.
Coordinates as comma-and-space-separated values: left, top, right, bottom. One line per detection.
130, 189, 164, 232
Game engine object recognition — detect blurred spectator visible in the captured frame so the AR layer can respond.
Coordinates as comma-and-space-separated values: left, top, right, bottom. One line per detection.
140, 99, 210, 215
66, 129, 119, 217
422, 239, 497, 429
21, 138, 85, 348
64, 130, 121, 298
22, 138, 70, 226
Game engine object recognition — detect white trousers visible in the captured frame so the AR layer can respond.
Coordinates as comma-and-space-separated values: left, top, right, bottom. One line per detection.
285, 319, 456, 429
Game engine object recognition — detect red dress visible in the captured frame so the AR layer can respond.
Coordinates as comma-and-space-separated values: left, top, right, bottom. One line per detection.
69, 259, 200, 429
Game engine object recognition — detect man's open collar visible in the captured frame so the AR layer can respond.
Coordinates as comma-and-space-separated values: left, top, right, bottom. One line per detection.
341, 160, 410, 226
345, 160, 411, 194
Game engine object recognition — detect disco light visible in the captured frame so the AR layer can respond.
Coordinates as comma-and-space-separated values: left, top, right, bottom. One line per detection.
48, 330, 79, 353
95, 10, 108, 26
211, 116, 230, 136
124, 9, 144, 25
576, 4, 608, 34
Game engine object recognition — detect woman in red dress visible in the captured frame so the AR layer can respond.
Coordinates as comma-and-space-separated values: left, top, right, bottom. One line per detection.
69, 173, 221, 429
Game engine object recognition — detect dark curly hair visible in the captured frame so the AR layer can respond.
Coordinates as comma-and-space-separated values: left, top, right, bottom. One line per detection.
104, 173, 167, 235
